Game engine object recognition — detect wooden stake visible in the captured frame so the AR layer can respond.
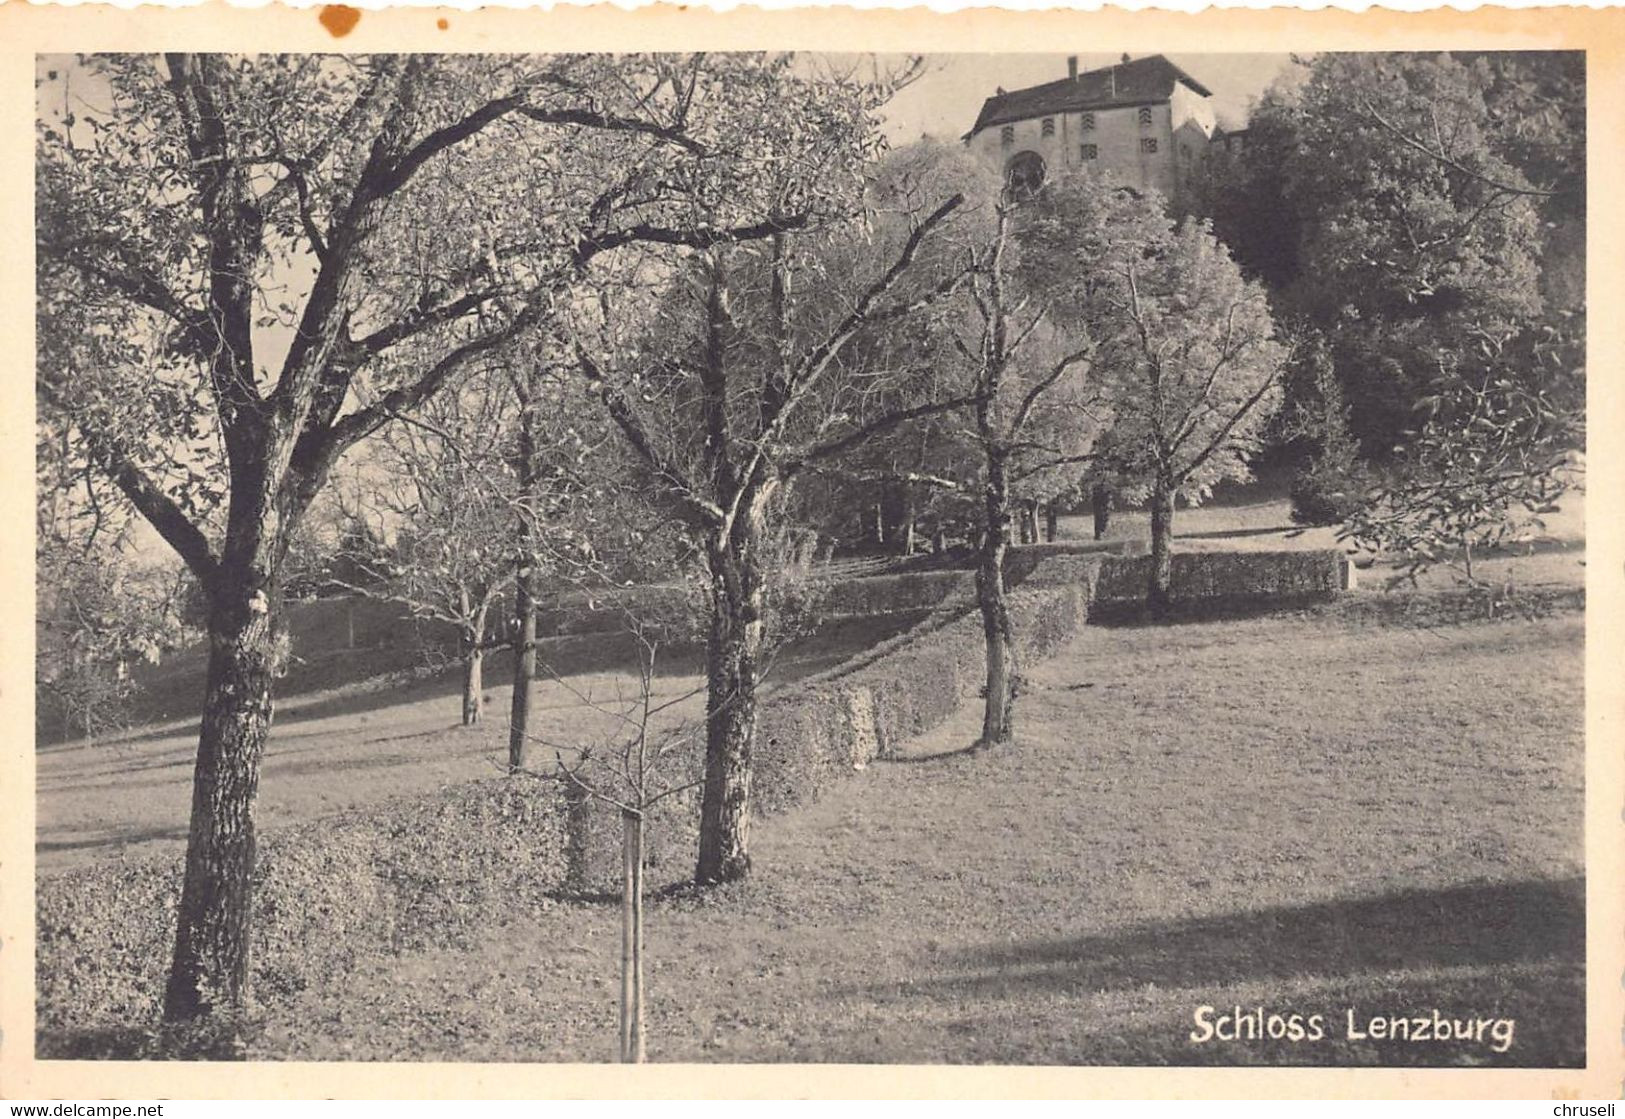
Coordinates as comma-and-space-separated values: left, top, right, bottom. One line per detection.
631, 809, 646, 1063
619, 808, 636, 1062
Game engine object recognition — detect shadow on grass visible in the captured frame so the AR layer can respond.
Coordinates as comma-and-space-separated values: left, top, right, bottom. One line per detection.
36, 824, 190, 855
890, 877, 1583, 1002
881, 742, 987, 765
97, 612, 935, 749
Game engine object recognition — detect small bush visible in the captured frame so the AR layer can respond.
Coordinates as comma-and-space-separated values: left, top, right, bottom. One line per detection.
1290, 454, 1372, 527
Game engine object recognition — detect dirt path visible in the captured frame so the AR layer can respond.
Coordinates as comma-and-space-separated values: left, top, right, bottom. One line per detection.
255, 609, 1584, 1066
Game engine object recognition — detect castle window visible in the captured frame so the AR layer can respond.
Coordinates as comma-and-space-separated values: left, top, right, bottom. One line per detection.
1001, 125, 1015, 147
1041, 117, 1055, 138
1080, 112, 1096, 131
1080, 143, 1098, 161
1140, 137, 1158, 154
1138, 106, 1154, 127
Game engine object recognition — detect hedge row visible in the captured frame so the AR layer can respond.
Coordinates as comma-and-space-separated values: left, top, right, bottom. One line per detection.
1093, 549, 1344, 605
560, 557, 1104, 870
38, 557, 1109, 1052
750, 554, 1104, 816
36, 775, 572, 1052
536, 568, 981, 638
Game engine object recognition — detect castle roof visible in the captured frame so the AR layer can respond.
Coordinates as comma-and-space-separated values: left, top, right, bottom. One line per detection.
969, 55, 1214, 136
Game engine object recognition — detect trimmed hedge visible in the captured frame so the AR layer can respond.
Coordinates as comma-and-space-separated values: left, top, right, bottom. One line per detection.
752, 555, 1104, 816
37, 776, 570, 1053
818, 569, 977, 617
1094, 549, 1343, 606
33, 553, 1115, 1053
561, 559, 1105, 872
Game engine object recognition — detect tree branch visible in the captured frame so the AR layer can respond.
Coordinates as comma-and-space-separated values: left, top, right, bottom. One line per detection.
1356, 95, 1571, 199
39, 379, 221, 588
787, 392, 982, 474
574, 343, 725, 529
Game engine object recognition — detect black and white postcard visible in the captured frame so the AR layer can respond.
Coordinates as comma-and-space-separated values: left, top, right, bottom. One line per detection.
4, 1, 1621, 1101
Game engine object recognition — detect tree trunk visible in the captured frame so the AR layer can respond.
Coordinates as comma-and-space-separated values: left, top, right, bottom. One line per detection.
1092, 482, 1112, 540
461, 603, 489, 727
162, 578, 281, 1024
976, 452, 1017, 749
507, 559, 536, 770
620, 808, 646, 1063
695, 514, 765, 885
508, 382, 540, 772
1148, 479, 1176, 617
1044, 503, 1059, 543
893, 482, 916, 556
462, 646, 484, 726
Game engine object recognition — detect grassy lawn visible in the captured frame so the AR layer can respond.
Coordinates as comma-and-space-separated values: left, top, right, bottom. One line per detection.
36, 611, 930, 873
248, 598, 1584, 1066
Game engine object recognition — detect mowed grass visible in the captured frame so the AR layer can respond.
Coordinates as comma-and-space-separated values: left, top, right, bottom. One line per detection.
36, 611, 932, 872
250, 599, 1585, 1066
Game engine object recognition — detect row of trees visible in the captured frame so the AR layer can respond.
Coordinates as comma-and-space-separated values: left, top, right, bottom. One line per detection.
38, 50, 1578, 1038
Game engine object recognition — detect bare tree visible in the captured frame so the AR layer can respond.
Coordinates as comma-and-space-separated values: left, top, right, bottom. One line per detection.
328, 375, 516, 725
511, 620, 707, 1063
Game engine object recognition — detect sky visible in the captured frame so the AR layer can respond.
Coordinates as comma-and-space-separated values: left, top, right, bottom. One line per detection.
880, 52, 1301, 141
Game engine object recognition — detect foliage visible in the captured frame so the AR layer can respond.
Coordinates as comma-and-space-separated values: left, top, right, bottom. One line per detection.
1025, 176, 1288, 511
35, 540, 198, 741
1286, 337, 1373, 527
1343, 314, 1584, 598
1193, 54, 1573, 461
37, 773, 572, 1056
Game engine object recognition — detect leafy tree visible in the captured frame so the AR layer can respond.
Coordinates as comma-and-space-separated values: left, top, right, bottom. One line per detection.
36, 539, 197, 741
36, 52, 861, 1027
1345, 310, 1584, 598
1185, 89, 1304, 292
1286, 332, 1372, 527
1027, 184, 1288, 613
574, 124, 974, 883
1204, 54, 1552, 456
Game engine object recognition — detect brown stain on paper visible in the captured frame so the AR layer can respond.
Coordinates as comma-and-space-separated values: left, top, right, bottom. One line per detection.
318, 5, 361, 38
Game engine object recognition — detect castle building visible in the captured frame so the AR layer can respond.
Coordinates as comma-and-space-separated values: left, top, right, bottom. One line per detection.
965, 54, 1219, 203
